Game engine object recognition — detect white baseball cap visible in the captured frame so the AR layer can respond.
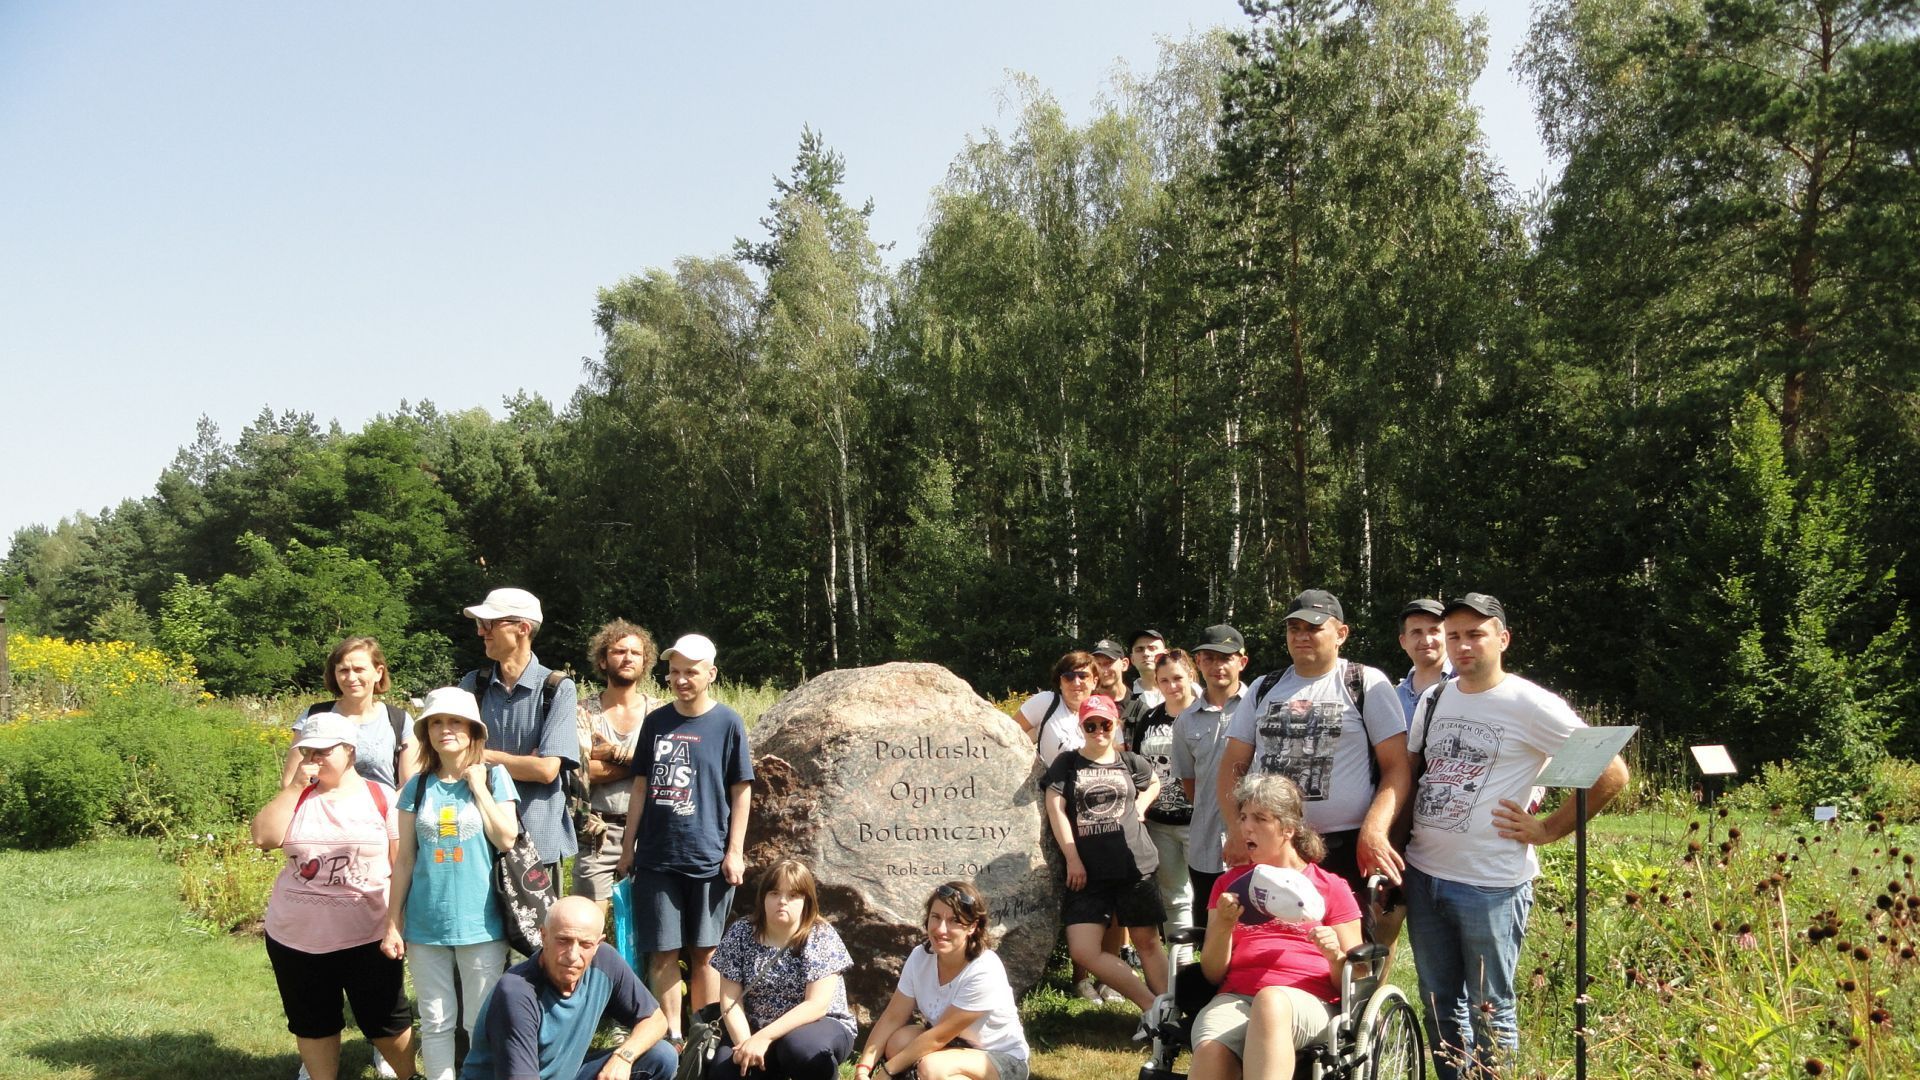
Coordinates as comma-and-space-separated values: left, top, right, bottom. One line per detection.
293, 713, 359, 751
661, 633, 718, 665
1243, 864, 1326, 925
463, 587, 543, 626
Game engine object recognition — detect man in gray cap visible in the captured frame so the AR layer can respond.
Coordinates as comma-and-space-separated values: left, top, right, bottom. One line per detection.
459, 587, 579, 901
1396, 598, 1451, 724
1215, 589, 1412, 914
1402, 592, 1628, 1079
1171, 624, 1249, 909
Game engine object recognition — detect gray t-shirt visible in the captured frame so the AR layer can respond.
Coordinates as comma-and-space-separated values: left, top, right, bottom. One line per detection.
1226, 660, 1405, 834
581, 696, 654, 816
1171, 686, 1243, 873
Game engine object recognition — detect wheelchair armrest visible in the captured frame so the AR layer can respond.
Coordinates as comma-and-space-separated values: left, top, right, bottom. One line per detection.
1344, 942, 1390, 967
1167, 926, 1207, 946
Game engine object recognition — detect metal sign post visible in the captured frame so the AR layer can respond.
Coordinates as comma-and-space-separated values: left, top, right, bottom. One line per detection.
1536, 725, 1640, 1080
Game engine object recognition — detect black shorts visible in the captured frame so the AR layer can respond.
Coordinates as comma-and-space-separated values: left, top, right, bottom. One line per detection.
1062, 875, 1167, 929
264, 934, 413, 1040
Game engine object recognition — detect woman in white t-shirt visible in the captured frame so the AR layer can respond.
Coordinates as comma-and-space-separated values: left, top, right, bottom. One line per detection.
856, 881, 1030, 1080
1014, 651, 1097, 768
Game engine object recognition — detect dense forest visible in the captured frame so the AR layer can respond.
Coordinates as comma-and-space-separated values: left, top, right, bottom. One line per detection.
6, 0, 1916, 786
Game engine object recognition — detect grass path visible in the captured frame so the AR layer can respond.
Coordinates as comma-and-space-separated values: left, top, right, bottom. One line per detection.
0, 837, 381, 1080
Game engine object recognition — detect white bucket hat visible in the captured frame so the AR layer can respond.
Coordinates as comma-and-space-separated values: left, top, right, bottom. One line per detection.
414, 686, 487, 745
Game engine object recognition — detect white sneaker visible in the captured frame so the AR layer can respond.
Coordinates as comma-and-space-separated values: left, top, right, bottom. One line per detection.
373, 1052, 400, 1079
1100, 982, 1127, 1004
296, 1066, 310, 1080
1074, 977, 1104, 1003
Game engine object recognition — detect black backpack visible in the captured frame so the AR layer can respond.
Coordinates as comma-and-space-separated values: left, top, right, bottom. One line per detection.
459, 665, 574, 817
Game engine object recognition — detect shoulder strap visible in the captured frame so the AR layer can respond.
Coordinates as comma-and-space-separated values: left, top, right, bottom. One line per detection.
367, 780, 388, 819
539, 669, 568, 723
1411, 682, 1446, 756
1041, 690, 1063, 724
386, 702, 408, 746
1253, 670, 1285, 703
409, 772, 429, 809
1347, 659, 1381, 787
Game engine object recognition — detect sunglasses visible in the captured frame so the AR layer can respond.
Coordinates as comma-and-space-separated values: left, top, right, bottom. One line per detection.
1081, 720, 1115, 733
477, 617, 525, 633
1061, 670, 1094, 683
932, 883, 979, 922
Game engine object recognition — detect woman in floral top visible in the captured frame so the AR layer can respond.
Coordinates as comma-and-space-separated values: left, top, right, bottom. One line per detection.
708, 859, 858, 1080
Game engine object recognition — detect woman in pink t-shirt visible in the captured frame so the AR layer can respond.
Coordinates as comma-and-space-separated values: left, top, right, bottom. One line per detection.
1190, 774, 1362, 1080
252, 714, 419, 1080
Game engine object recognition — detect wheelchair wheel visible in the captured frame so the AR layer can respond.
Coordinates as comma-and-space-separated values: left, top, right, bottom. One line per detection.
1359, 990, 1424, 1080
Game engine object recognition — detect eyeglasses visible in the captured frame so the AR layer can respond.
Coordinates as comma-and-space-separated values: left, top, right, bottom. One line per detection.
932, 883, 979, 922
1061, 670, 1093, 683
477, 618, 524, 633
1081, 720, 1115, 733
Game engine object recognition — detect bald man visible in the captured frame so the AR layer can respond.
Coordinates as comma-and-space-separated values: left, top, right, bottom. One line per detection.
463, 896, 678, 1080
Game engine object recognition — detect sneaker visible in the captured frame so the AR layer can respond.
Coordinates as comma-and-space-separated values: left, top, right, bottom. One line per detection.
1134, 994, 1175, 1043
1074, 977, 1103, 1003
373, 1053, 399, 1079
1121, 946, 1143, 970
296, 1066, 310, 1080
1100, 982, 1127, 1004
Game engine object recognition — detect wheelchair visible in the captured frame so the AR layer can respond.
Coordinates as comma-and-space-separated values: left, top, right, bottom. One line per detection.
1138, 879, 1425, 1080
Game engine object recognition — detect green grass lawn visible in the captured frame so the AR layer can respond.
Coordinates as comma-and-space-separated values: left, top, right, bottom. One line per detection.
8, 810, 1918, 1080
0, 837, 378, 1080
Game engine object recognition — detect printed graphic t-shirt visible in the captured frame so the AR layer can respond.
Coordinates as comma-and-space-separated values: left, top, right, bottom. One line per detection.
1405, 674, 1585, 887
1042, 750, 1159, 881
631, 702, 754, 877
1131, 702, 1194, 825
264, 781, 399, 954
397, 765, 520, 945
1226, 661, 1406, 833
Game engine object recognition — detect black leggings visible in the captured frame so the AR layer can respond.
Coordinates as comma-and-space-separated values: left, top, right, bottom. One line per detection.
708, 1018, 855, 1080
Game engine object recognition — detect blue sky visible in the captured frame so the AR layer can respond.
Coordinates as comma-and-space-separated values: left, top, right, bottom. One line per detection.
0, 1, 1553, 545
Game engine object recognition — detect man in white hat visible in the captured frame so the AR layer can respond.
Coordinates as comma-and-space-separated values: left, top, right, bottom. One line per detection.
459, 587, 579, 900
615, 633, 753, 1048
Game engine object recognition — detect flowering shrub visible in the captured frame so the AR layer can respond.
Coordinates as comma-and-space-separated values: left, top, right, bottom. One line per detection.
6, 633, 207, 714
165, 827, 280, 932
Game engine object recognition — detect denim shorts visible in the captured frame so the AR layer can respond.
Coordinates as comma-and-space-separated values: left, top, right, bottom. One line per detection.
628, 866, 734, 952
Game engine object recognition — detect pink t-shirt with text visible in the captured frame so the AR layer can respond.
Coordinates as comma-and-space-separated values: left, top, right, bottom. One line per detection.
264, 781, 399, 954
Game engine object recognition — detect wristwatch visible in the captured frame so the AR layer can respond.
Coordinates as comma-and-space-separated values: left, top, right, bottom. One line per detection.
615, 1047, 637, 1064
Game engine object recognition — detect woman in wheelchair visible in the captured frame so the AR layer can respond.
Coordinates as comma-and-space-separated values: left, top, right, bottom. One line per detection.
857, 881, 1032, 1080
1190, 774, 1363, 1080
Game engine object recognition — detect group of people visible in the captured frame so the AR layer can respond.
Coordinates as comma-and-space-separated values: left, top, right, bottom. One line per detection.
248, 582, 1625, 1080
1016, 590, 1629, 1080
251, 588, 760, 1080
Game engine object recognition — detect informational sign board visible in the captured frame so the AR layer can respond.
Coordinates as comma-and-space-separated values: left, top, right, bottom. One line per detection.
1814, 805, 1838, 822
1536, 726, 1639, 789
1689, 744, 1738, 776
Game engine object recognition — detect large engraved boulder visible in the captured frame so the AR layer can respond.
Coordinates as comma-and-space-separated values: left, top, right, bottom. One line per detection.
742, 662, 1060, 1009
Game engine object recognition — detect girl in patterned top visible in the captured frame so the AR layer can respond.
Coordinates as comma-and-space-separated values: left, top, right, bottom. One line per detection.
708, 859, 858, 1080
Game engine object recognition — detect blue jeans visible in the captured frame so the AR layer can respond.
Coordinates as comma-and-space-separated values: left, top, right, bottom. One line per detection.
1403, 864, 1533, 1080
576, 1039, 678, 1080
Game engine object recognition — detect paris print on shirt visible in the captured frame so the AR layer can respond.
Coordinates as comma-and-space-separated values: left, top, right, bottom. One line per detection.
651, 732, 700, 817
1413, 717, 1503, 833
1256, 697, 1344, 801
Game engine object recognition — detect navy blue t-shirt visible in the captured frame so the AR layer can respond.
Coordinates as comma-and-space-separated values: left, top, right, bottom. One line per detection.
631, 702, 754, 877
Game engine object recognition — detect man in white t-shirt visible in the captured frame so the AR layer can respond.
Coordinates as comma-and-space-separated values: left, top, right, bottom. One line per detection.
1402, 593, 1628, 1080
1215, 589, 1412, 913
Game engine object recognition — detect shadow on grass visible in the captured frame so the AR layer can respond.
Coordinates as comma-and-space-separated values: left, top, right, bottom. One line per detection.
27, 1029, 331, 1080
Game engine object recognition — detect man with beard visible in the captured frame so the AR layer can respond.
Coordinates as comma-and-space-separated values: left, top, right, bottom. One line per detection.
571, 620, 662, 911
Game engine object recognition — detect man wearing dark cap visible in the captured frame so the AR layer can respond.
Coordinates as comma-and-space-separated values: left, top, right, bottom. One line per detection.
1402, 593, 1628, 1080
1122, 628, 1168, 739
1171, 624, 1248, 907
1215, 589, 1412, 911
1396, 598, 1452, 724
